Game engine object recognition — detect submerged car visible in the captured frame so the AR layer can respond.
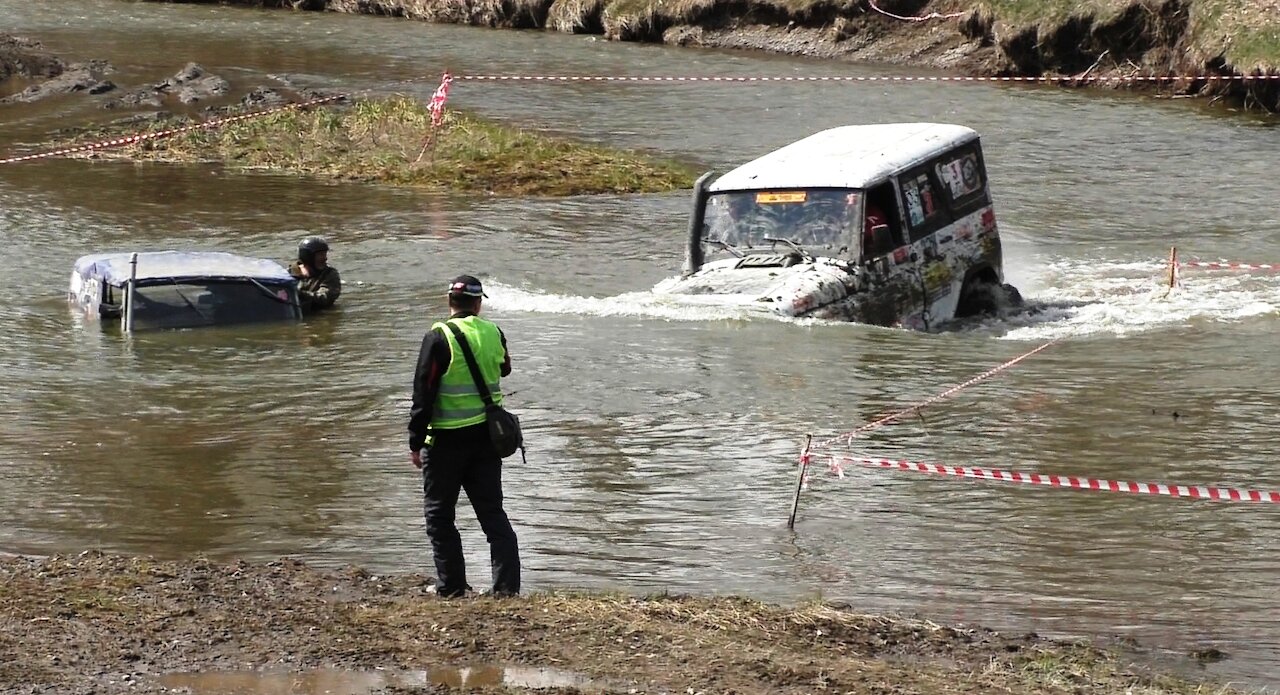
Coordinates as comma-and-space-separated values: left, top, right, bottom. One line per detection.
655, 123, 1021, 329
69, 250, 302, 331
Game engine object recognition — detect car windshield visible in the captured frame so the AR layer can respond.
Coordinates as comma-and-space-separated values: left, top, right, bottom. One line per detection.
702, 189, 860, 253
131, 279, 296, 330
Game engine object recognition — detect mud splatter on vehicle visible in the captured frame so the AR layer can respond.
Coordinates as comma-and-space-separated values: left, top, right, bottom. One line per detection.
655, 123, 1022, 330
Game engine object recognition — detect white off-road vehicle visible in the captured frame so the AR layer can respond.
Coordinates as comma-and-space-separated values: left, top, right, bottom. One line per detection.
655, 123, 1021, 329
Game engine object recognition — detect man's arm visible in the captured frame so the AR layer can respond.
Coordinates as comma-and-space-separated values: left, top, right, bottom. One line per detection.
408, 327, 450, 453
302, 268, 342, 310
498, 328, 511, 377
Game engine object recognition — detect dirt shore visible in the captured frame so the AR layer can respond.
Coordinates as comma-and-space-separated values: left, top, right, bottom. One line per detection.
0, 552, 1246, 694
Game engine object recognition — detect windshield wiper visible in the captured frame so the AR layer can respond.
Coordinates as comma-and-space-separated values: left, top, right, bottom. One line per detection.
169, 279, 212, 322
701, 237, 744, 258
762, 237, 814, 263
247, 276, 301, 308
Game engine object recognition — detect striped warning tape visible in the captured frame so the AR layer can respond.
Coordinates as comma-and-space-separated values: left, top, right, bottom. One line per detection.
0, 94, 345, 166
456, 74, 1280, 83
830, 455, 1280, 503
1180, 260, 1280, 271
809, 337, 1063, 451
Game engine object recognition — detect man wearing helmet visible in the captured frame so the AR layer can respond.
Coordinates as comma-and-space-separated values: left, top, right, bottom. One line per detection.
289, 236, 342, 313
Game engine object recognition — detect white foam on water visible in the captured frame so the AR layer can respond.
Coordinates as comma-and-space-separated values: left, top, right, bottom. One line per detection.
483, 259, 1280, 337
485, 280, 775, 323
991, 258, 1280, 340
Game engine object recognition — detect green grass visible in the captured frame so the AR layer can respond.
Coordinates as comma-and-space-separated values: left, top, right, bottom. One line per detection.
972, 0, 1135, 27
1189, 0, 1280, 70
80, 95, 701, 196
969, 0, 1279, 74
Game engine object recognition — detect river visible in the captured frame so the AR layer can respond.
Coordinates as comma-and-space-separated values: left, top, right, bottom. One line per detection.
2, 0, 1280, 687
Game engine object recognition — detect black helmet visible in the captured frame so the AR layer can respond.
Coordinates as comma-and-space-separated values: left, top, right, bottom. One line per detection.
297, 236, 330, 266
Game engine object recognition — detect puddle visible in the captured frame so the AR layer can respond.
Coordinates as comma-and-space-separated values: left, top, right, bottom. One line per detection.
157, 664, 607, 694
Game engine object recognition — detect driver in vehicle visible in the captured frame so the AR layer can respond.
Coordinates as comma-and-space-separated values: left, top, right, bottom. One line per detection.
290, 236, 342, 313
863, 201, 893, 257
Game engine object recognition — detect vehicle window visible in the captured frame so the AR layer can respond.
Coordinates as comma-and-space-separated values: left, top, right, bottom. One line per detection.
703, 189, 860, 254
931, 145, 988, 220
899, 171, 947, 241
936, 149, 983, 199
132, 280, 296, 329
861, 183, 904, 259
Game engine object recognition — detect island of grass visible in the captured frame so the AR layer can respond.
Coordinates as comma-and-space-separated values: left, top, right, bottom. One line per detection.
0, 552, 1250, 695
73, 95, 701, 196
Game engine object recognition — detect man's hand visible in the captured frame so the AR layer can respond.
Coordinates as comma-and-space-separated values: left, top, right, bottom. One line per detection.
298, 263, 312, 278
410, 450, 423, 469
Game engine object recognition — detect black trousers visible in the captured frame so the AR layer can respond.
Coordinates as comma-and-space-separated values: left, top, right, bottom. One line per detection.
422, 424, 521, 597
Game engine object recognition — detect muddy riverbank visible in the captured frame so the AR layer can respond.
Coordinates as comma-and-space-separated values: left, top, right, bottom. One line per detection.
133, 0, 1280, 113
0, 552, 1247, 694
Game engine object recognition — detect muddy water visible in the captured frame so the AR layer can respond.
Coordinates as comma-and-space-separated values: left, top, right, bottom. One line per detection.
3, 0, 1280, 687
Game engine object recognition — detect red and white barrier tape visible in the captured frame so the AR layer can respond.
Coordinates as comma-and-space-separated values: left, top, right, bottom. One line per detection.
810, 337, 1063, 451
456, 74, 1280, 83
867, 0, 965, 22
0, 94, 345, 166
831, 455, 1280, 503
1181, 260, 1280, 272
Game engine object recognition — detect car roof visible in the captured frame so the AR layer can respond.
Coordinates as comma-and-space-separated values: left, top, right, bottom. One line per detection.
72, 251, 294, 286
708, 123, 980, 192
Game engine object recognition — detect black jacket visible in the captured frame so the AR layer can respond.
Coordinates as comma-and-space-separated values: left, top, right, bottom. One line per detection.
288, 261, 341, 313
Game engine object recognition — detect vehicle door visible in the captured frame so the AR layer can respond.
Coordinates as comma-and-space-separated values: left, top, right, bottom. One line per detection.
930, 142, 1002, 290
857, 182, 919, 326
893, 163, 960, 329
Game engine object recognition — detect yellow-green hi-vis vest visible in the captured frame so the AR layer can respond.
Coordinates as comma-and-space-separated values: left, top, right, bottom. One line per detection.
429, 316, 505, 432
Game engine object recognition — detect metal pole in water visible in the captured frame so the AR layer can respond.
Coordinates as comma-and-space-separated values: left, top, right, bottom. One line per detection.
1167, 246, 1179, 291
787, 435, 813, 529
124, 252, 138, 333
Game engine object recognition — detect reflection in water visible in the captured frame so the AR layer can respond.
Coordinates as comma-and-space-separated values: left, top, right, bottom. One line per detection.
3, 0, 1280, 688
157, 665, 604, 694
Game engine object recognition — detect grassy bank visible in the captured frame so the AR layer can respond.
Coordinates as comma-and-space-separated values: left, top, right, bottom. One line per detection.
166, 0, 1280, 76
973, 0, 1280, 72
0, 553, 1250, 694
76, 95, 700, 196
1185, 0, 1280, 71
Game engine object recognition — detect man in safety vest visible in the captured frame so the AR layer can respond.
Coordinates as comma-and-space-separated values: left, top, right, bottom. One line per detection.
407, 275, 520, 598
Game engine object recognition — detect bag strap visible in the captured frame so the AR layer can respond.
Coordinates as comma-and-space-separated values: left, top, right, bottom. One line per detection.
444, 320, 496, 407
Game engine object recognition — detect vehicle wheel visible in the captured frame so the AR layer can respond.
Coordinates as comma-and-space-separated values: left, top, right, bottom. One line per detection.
956, 281, 999, 317
1000, 283, 1024, 308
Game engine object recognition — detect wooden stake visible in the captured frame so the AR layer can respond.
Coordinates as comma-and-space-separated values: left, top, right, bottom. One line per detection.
787, 435, 813, 529
1163, 246, 1179, 298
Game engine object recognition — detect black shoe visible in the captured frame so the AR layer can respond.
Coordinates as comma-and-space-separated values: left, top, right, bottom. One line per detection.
426, 583, 472, 599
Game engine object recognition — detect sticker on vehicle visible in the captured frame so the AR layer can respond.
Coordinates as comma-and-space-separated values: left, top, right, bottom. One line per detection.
756, 192, 807, 204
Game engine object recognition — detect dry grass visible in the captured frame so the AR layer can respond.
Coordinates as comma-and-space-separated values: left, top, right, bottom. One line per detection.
547, 0, 605, 32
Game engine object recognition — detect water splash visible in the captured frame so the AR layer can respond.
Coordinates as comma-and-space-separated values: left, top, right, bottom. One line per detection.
486, 280, 768, 323
992, 258, 1280, 340
483, 257, 1280, 338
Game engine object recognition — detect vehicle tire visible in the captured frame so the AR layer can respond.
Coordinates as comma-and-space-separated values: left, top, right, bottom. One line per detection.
956, 281, 999, 318
1000, 283, 1023, 308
